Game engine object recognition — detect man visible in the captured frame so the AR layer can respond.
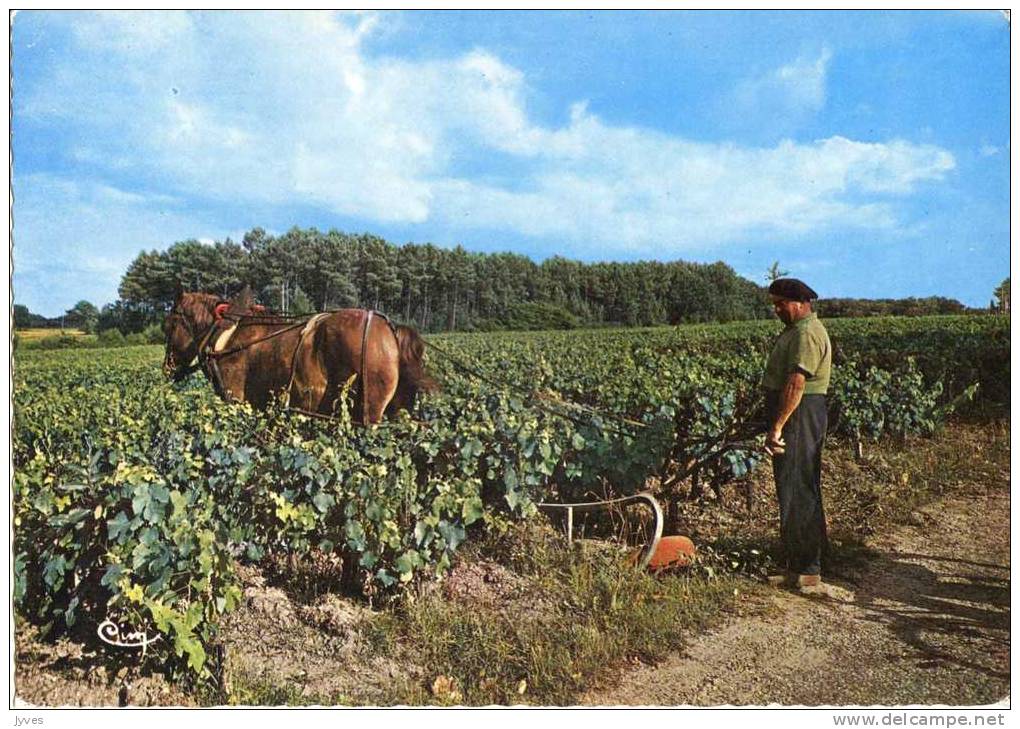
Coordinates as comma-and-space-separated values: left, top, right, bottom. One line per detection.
763, 278, 831, 595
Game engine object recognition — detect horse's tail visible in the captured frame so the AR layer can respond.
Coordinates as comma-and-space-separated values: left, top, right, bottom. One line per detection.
394, 325, 438, 395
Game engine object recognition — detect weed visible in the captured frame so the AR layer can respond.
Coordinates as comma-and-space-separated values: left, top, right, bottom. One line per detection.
379, 522, 741, 705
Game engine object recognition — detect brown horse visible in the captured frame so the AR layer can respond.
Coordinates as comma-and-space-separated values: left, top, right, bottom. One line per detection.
163, 287, 434, 423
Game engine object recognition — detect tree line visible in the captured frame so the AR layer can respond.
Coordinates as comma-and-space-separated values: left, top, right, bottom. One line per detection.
105, 227, 772, 333
814, 297, 968, 318
16, 227, 997, 335
14, 302, 99, 332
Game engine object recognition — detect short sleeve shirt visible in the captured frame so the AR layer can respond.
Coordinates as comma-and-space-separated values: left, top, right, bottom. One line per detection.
763, 313, 831, 395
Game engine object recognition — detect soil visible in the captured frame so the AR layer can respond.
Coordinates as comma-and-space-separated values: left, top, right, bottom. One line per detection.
215, 564, 424, 705
12, 623, 196, 707
15, 486, 1008, 707
582, 487, 1011, 706
13, 427, 1010, 708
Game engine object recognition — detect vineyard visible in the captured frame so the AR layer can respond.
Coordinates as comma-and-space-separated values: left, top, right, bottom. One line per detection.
12, 314, 1009, 696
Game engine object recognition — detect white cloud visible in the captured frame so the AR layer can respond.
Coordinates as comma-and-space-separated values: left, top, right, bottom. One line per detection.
12, 173, 228, 315
980, 144, 1001, 157
70, 10, 196, 55
16, 13, 956, 264
431, 112, 952, 254
733, 48, 833, 119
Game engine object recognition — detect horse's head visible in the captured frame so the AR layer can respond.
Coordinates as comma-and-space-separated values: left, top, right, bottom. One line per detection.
163, 291, 221, 381
163, 286, 265, 380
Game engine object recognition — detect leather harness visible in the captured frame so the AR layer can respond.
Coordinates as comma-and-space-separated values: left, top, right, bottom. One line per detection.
170, 305, 392, 422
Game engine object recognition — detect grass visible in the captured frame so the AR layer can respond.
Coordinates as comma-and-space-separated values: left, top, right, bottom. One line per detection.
822, 420, 1009, 533
375, 522, 745, 706
211, 520, 748, 707
14, 328, 99, 350
15, 327, 88, 340
212, 420, 1009, 707
17, 420, 1008, 707
674, 419, 1010, 584
220, 667, 355, 707
822, 419, 1010, 578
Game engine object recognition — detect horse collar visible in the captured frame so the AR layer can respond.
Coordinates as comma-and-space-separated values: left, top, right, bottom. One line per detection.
213, 321, 239, 352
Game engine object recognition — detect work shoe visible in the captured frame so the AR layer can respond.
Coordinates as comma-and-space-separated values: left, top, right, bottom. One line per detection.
796, 573, 821, 588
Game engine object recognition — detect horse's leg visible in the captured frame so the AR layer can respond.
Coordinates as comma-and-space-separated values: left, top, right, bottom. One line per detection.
289, 337, 330, 414
363, 327, 400, 425
385, 379, 417, 419
214, 358, 247, 405
364, 373, 398, 424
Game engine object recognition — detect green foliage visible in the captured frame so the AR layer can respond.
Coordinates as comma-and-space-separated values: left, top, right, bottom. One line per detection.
34, 333, 91, 350
289, 287, 315, 316
822, 314, 1008, 412
766, 261, 789, 282
993, 277, 1010, 313
98, 328, 127, 347
817, 296, 968, 318
15, 349, 583, 677
24, 323, 166, 350
14, 304, 61, 328
114, 227, 769, 332
834, 358, 942, 442
98, 300, 162, 335
502, 302, 581, 330
64, 301, 100, 334
12, 313, 1007, 682
14, 304, 33, 328
143, 323, 166, 344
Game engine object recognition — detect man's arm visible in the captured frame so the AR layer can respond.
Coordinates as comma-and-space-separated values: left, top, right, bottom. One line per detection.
766, 371, 806, 455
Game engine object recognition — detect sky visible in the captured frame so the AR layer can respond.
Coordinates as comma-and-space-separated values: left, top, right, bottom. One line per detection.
10, 10, 1011, 317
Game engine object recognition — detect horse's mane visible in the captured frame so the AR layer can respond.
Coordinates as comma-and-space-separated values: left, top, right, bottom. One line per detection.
179, 290, 312, 329
179, 292, 222, 328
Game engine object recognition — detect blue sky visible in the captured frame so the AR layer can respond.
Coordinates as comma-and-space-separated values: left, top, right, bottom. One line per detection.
11, 10, 1010, 317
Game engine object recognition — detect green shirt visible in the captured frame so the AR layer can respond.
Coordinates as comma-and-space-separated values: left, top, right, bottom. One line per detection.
763, 313, 832, 395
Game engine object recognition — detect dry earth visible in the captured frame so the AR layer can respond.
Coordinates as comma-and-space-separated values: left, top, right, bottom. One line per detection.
15, 487, 1008, 707
583, 488, 1010, 707
13, 425, 1010, 708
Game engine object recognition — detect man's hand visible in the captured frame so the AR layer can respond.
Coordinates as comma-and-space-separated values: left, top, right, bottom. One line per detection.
766, 371, 804, 457
765, 427, 785, 456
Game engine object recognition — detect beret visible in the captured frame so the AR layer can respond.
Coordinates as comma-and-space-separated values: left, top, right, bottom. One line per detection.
768, 278, 818, 302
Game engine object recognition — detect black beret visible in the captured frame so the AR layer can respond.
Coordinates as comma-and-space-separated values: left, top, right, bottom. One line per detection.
768, 278, 818, 302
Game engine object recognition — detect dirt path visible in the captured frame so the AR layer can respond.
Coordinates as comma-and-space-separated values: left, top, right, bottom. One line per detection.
583, 488, 1010, 706
13, 426, 1010, 708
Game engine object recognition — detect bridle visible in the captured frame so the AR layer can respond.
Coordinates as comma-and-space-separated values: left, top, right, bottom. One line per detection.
166, 302, 387, 423
164, 306, 224, 379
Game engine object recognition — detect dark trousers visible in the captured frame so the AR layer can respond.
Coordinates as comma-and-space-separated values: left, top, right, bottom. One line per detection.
765, 391, 828, 576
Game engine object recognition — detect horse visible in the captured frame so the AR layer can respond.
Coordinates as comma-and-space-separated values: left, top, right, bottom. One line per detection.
162, 287, 434, 423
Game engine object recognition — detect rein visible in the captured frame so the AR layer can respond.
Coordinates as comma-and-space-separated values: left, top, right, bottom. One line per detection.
421, 336, 649, 437
204, 318, 307, 359
175, 306, 389, 424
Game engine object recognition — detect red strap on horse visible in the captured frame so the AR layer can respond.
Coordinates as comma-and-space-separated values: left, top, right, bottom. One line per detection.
214, 303, 230, 320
